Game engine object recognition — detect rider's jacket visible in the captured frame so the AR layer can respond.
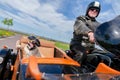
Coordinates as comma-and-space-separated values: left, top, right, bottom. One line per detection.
70, 15, 100, 50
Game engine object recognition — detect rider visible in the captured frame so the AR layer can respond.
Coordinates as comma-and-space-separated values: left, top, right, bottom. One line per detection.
65, 1, 103, 73
70, 1, 101, 65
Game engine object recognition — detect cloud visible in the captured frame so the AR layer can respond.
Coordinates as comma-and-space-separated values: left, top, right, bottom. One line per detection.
0, 0, 75, 42
0, 1, 86, 25
0, 0, 120, 42
98, 0, 120, 22
111, 0, 120, 15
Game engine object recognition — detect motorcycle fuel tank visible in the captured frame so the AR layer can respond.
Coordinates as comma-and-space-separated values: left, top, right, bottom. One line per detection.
95, 15, 120, 57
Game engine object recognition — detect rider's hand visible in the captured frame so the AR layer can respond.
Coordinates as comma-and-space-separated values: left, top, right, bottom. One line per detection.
88, 32, 95, 43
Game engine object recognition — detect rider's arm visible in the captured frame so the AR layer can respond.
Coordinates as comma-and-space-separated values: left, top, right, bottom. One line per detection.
73, 18, 92, 36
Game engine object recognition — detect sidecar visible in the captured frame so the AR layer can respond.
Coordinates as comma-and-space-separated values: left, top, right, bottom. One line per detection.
9, 35, 120, 80
11, 36, 80, 80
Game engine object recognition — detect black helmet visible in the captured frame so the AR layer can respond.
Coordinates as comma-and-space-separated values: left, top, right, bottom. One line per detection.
94, 15, 120, 56
86, 1, 101, 17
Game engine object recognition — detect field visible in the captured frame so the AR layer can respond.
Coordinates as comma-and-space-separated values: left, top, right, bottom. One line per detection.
0, 29, 15, 37
0, 29, 69, 50
55, 41, 69, 50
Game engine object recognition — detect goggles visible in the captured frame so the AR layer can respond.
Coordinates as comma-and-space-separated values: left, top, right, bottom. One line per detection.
89, 8, 99, 12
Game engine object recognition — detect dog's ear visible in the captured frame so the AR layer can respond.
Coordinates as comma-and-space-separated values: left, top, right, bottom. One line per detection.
34, 39, 40, 47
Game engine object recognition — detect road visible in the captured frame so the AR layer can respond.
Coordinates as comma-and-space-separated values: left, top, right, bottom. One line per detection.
0, 34, 22, 53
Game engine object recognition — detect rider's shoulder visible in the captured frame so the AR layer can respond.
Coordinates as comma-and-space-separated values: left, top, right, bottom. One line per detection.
76, 15, 86, 21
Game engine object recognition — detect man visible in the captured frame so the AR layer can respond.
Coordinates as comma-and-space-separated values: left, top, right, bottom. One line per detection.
65, 1, 102, 73
70, 1, 101, 64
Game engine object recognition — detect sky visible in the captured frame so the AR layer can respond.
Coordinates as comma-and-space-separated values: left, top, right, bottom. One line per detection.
0, 0, 120, 43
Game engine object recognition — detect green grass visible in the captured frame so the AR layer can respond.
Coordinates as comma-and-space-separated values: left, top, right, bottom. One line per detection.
0, 29, 70, 50
0, 29, 15, 37
55, 41, 69, 51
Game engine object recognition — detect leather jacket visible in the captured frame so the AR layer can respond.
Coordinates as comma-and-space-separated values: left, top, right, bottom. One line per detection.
70, 15, 100, 50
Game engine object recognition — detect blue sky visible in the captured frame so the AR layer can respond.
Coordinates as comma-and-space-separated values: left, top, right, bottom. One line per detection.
0, 0, 120, 43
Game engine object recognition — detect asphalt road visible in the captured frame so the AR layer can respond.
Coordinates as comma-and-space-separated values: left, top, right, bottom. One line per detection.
0, 34, 22, 53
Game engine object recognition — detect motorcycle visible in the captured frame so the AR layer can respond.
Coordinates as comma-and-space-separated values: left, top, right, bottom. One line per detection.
65, 15, 120, 79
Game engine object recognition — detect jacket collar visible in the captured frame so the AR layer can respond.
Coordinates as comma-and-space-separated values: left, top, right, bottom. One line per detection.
85, 15, 96, 21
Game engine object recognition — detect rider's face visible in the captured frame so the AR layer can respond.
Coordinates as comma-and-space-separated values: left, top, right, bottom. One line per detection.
88, 8, 99, 18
